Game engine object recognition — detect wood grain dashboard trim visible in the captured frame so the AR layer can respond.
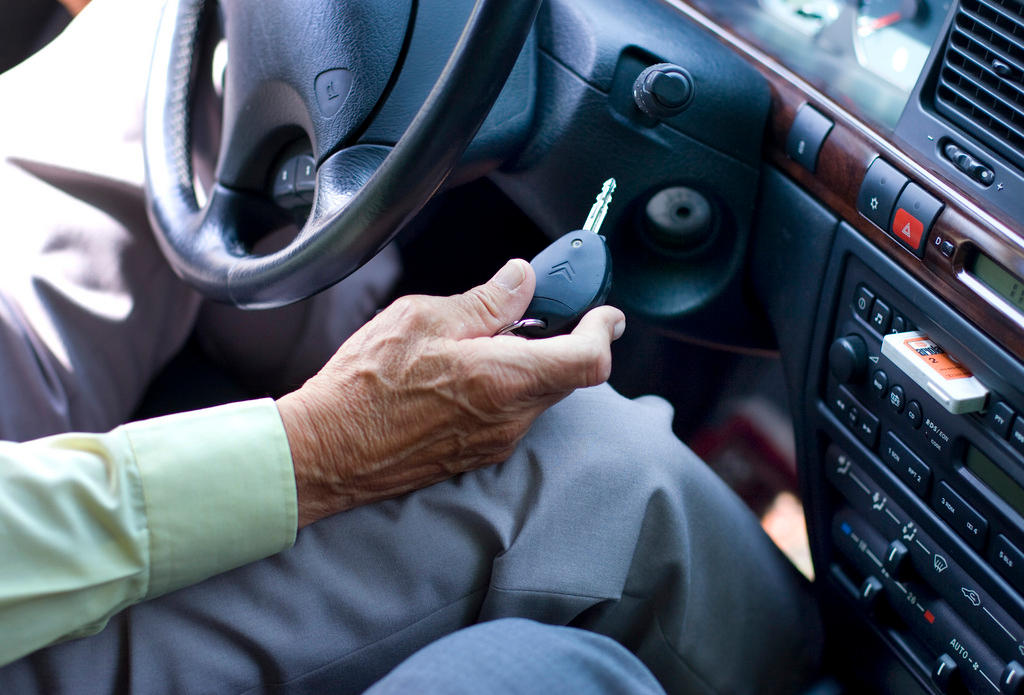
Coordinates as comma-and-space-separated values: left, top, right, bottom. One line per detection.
660, 0, 1024, 361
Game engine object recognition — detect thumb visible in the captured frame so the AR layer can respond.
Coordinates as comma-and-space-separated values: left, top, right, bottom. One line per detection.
444, 259, 536, 338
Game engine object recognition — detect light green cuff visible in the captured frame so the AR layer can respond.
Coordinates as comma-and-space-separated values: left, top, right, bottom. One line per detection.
123, 398, 298, 598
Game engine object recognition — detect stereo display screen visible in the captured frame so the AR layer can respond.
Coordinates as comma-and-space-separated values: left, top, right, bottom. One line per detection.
965, 444, 1024, 519
968, 252, 1024, 317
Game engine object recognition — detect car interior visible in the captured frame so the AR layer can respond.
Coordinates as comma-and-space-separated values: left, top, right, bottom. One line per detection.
6, 0, 1024, 692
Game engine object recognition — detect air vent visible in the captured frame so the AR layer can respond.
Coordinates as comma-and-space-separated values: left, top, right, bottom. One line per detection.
935, 0, 1024, 169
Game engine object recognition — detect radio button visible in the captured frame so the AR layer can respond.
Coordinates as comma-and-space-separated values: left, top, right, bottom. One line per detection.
993, 535, 1024, 594
855, 407, 879, 448
829, 335, 868, 384
923, 415, 952, 456
881, 431, 931, 497
869, 299, 892, 335
870, 370, 888, 399
988, 400, 1016, 439
854, 284, 875, 321
888, 385, 906, 414
1011, 418, 1024, 457
933, 482, 988, 551
907, 400, 923, 429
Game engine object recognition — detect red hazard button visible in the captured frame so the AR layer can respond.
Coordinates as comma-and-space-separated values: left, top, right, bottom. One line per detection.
888, 183, 943, 258
892, 208, 924, 248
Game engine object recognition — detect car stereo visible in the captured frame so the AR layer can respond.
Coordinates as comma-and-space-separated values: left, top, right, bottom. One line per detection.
814, 225, 1024, 694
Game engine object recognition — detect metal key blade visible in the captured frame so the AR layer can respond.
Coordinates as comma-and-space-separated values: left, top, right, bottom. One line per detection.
582, 178, 617, 235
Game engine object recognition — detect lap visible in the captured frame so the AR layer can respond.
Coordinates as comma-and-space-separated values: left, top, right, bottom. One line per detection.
0, 385, 820, 695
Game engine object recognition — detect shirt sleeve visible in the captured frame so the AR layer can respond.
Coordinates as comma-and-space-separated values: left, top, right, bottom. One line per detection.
0, 398, 297, 667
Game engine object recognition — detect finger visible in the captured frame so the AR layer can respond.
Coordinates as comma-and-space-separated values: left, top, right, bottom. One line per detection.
572, 305, 626, 344
518, 305, 626, 393
442, 259, 536, 339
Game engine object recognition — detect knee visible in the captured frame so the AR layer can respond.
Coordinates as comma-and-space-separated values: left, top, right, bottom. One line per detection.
522, 383, 699, 499
365, 619, 665, 695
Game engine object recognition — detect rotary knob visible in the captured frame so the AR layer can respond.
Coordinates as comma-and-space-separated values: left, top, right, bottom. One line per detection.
829, 334, 868, 384
633, 63, 694, 119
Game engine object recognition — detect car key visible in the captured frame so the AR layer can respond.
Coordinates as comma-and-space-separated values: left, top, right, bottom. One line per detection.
499, 178, 616, 338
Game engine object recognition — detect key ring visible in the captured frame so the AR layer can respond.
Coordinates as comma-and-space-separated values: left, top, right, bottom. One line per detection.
495, 318, 547, 337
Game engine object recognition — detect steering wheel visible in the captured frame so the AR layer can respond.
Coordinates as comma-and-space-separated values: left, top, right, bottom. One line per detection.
144, 0, 541, 309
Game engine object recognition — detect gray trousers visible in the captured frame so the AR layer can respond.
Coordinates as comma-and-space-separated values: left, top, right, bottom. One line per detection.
366, 619, 667, 694
1, 383, 821, 695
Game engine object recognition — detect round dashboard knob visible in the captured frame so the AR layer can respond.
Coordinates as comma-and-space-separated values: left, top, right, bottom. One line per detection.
633, 63, 694, 119
829, 334, 868, 384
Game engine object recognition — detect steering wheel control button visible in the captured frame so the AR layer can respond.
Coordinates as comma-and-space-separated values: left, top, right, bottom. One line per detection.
786, 104, 833, 173
907, 400, 923, 429
314, 68, 354, 118
295, 155, 316, 203
881, 431, 931, 497
272, 157, 301, 208
870, 369, 889, 399
890, 183, 944, 258
986, 400, 1015, 439
869, 298, 892, 335
857, 158, 908, 231
933, 482, 988, 551
887, 385, 906, 413
632, 64, 694, 120
829, 334, 869, 383
854, 284, 876, 321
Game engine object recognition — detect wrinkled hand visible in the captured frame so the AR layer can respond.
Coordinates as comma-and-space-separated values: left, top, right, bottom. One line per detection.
277, 259, 625, 527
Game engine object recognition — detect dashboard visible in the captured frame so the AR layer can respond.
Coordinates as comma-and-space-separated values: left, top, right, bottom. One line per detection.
647, 0, 1024, 693
708, 0, 953, 126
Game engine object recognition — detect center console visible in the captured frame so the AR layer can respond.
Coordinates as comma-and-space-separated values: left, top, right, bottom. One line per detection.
811, 224, 1024, 694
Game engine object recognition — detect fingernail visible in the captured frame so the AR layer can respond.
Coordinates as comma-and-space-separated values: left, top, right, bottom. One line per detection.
492, 259, 525, 291
613, 319, 626, 341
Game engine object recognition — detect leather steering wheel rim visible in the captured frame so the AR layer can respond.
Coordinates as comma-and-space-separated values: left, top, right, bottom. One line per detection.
144, 0, 541, 309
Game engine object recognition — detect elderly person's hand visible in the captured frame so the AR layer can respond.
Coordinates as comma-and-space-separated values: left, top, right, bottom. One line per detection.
277, 259, 625, 527
59, 0, 91, 16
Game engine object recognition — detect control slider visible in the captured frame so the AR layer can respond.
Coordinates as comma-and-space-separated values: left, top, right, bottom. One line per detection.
833, 509, 1006, 695
826, 446, 1024, 664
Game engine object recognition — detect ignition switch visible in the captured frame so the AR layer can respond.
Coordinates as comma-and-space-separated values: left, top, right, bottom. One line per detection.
643, 186, 714, 253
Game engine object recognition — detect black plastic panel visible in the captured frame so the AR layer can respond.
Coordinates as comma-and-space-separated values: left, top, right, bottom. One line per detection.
804, 223, 1024, 693
492, 0, 773, 350
897, 3, 1024, 226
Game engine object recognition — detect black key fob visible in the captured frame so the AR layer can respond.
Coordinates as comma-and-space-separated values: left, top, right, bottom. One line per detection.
517, 231, 612, 338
